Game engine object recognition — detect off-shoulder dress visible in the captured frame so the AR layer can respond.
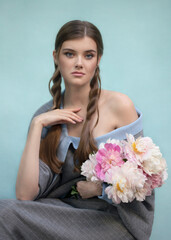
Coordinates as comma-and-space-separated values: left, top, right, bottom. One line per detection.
0, 99, 154, 240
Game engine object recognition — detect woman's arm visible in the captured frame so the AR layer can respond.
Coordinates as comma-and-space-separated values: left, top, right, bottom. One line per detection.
16, 118, 43, 200
16, 108, 83, 201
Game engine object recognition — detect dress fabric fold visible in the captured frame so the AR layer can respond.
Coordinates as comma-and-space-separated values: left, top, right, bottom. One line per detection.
0, 100, 154, 240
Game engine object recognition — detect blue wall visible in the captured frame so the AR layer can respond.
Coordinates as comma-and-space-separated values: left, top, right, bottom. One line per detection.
0, 0, 170, 239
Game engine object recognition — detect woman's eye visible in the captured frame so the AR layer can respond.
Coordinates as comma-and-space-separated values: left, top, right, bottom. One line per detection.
86, 54, 94, 59
64, 52, 74, 58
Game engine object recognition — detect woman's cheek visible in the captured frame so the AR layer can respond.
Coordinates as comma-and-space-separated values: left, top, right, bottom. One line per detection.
88, 64, 97, 78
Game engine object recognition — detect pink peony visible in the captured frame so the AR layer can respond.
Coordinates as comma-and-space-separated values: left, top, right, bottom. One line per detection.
99, 138, 122, 149
95, 143, 124, 181
147, 170, 168, 190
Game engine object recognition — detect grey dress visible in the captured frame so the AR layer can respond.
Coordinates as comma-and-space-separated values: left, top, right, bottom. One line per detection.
0, 100, 154, 240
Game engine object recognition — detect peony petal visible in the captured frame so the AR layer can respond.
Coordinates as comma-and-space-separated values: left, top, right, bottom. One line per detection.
104, 143, 115, 151
97, 148, 107, 157
114, 145, 121, 152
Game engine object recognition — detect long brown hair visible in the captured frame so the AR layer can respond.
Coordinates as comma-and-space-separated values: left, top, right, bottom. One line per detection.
39, 20, 104, 173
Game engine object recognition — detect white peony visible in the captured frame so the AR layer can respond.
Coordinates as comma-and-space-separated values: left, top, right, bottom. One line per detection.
105, 161, 146, 204
126, 134, 155, 163
81, 153, 99, 182
142, 147, 167, 175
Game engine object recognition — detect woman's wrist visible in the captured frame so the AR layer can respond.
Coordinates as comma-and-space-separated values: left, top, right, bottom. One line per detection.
31, 116, 44, 129
95, 182, 102, 196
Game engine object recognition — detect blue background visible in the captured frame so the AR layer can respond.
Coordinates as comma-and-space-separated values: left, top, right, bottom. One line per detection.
0, 0, 170, 239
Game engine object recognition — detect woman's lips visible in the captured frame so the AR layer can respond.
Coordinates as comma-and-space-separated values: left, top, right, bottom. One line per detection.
71, 71, 85, 76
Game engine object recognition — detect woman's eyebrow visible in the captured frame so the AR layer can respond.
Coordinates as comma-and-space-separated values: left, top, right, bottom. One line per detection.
62, 48, 97, 53
62, 48, 75, 52
84, 50, 97, 53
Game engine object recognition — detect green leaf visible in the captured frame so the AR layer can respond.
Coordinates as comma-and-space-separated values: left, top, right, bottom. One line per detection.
123, 158, 128, 162
70, 185, 79, 196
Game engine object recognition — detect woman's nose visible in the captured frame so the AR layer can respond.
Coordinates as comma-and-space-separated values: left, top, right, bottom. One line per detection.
75, 56, 83, 69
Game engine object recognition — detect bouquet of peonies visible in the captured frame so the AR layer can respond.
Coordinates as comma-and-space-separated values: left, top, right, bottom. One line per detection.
81, 134, 168, 204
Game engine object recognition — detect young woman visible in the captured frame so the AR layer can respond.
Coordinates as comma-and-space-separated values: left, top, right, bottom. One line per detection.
0, 20, 154, 240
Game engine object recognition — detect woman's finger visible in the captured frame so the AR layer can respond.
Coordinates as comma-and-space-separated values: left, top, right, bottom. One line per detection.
58, 109, 84, 122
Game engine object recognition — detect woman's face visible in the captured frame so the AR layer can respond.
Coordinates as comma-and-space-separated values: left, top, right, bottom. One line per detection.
53, 36, 101, 88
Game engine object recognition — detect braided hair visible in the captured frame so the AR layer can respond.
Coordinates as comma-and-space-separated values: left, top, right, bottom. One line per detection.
39, 20, 103, 173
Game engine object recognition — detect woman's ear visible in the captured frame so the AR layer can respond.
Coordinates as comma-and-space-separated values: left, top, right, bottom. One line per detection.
53, 50, 58, 65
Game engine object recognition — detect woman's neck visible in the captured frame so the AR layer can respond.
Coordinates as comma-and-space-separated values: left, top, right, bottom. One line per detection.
63, 85, 90, 109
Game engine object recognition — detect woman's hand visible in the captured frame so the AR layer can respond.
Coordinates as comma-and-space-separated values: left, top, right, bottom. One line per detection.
76, 181, 102, 199
33, 108, 83, 127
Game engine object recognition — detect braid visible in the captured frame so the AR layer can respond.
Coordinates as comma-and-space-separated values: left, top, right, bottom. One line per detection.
87, 66, 101, 125
39, 67, 63, 174
49, 67, 62, 109
74, 66, 101, 171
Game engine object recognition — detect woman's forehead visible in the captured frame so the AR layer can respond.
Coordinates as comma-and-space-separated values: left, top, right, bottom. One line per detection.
61, 36, 97, 52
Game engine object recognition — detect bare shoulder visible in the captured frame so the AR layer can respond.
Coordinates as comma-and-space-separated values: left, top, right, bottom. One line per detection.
100, 89, 138, 128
